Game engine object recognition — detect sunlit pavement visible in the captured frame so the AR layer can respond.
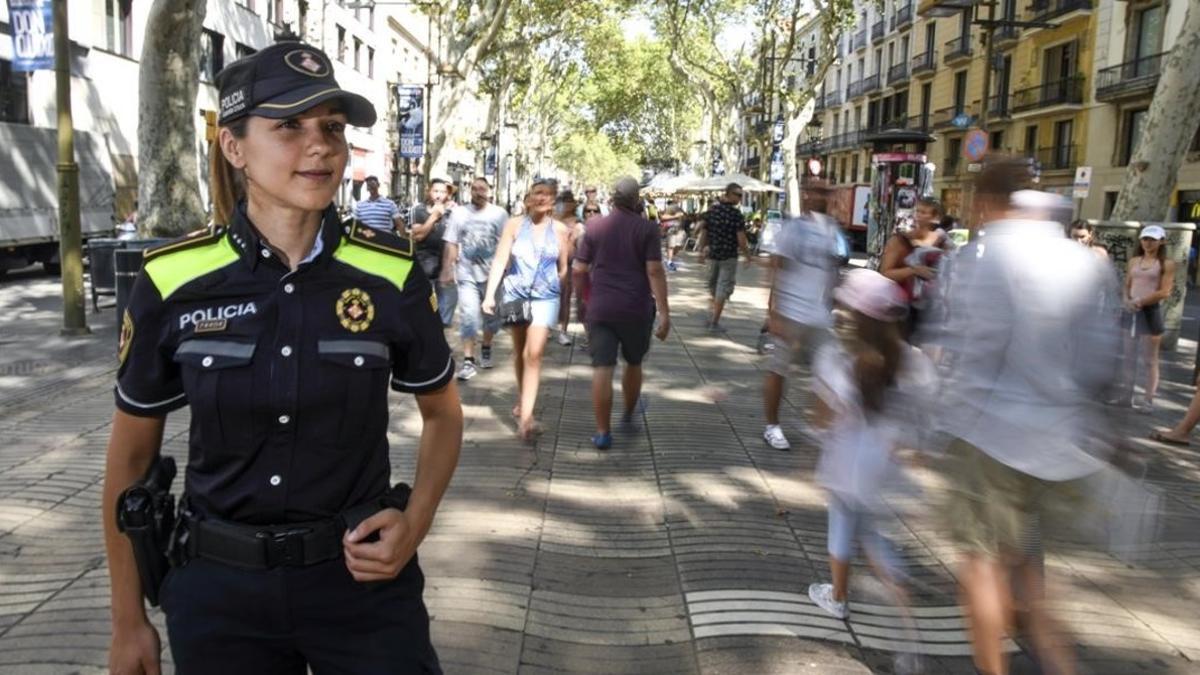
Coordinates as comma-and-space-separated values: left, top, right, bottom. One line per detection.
0, 256, 1197, 674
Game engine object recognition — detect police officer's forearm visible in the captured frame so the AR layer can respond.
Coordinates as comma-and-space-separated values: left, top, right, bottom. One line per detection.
102, 411, 166, 628
407, 383, 464, 533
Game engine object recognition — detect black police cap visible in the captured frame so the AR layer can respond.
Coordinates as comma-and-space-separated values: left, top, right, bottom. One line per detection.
215, 42, 376, 127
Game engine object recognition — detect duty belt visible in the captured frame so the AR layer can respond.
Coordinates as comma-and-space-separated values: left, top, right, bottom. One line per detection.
178, 484, 410, 570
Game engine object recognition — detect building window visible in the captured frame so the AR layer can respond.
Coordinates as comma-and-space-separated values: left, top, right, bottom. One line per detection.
368, 5, 375, 29
0, 59, 30, 124
1103, 191, 1119, 218
920, 82, 931, 128
1024, 124, 1038, 155
106, 0, 133, 57
353, 37, 362, 70
852, 154, 860, 183
368, 47, 375, 78
947, 137, 962, 172
337, 25, 347, 62
1129, 5, 1164, 62
953, 71, 968, 113
1122, 108, 1148, 166
200, 30, 224, 82
992, 129, 1004, 151
1043, 41, 1078, 85
236, 43, 256, 60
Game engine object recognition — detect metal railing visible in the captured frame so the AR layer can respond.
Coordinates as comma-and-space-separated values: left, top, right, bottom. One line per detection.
1034, 144, 1077, 170
945, 36, 972, 63
853, 29, 868, 51
911, 51, 936, 75
871, 20, 885, 41
933, 105, 975, 129
862, 73, 881, 94
848, 79, 865, 99
798, 138, 827, 155
1029, 0, 1091, 22
824, 91, 843, 108
888, 62, 910, 86
1011, 75, 1084, 112
895, 3, 913, 28
988, 94, 1011, 119
995, 24, 1019, 43
1096, 52, 1165, 99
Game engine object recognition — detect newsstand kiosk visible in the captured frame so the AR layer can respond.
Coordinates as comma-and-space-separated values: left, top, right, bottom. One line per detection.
862, 128, 936, 267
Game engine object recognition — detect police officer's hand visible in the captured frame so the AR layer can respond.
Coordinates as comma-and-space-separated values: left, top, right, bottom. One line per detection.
109, 620, 161, 675
343, 507, 425, 582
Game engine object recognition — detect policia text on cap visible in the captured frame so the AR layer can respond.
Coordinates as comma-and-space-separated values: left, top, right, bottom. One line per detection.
101, 43, 463, 674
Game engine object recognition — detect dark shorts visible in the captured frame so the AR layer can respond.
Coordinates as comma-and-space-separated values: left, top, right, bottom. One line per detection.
161, 555, 440, 674
589, 319, 654, 367
1125, 303, 1164, 338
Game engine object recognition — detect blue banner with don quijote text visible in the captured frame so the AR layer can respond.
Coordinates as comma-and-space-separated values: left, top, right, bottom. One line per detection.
6, 0, 55, 72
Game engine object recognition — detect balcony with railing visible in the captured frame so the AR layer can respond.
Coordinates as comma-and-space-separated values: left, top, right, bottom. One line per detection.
988, 94, 1011, 120
1011, 75, 1084, 113
995, 24, 1019, 46
1028, 0, 1091, 23
824, 90, 843, 108
853, 28, 868, 51
814, 94, 827, 112
1034, 144, 1077, 171
827, 130, 863, 150
911, 51, 937, 77
944, 36, 972, 64
888, 62, 910, 86
895, 3, 913, 29
871, 20, 885, 41
848, 79, 865, 100
862, 73, 882, 95
933, 105, 977, 130
798, 138, 827, 156
1096, 53, 1165, 101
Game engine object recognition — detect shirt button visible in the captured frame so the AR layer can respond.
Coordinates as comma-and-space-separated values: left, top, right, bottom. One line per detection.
201, 356, 214, 368
278, 414, 290, 425
269, 475, 282, 486
284, 283, 295, 294
261, 249, 271, 259
281, 346, 293, 357
354, 355, 365, 367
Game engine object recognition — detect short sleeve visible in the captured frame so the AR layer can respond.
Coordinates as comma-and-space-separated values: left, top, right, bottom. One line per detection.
391, 267, 455, 394
443, 211, 460, 245
389, 201, 400, 219
642, 225, 662, 262
114, 271, 186, 416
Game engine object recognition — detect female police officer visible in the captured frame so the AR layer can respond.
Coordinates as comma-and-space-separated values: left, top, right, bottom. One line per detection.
102, 42, 462, 674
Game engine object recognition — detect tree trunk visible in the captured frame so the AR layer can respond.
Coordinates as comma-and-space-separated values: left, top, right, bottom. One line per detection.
137, 0, 208, 238
1111, 0, 1200, 222
782, 98, 816, 217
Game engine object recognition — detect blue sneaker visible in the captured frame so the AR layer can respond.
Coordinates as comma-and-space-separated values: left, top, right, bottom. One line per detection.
591, 432, 612, 450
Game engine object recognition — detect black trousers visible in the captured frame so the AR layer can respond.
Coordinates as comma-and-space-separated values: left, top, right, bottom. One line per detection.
160, 555, 441, 674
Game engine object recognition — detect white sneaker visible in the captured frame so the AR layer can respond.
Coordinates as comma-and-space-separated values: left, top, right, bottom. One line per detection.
479, 347, 494, 369
456, 360, 478, 381
808, 582, 848, 619
556, 331, 573, 346
763, 425, 790, 451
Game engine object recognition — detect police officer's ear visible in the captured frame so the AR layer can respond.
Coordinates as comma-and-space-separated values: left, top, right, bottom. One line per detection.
218, 127, 248, 171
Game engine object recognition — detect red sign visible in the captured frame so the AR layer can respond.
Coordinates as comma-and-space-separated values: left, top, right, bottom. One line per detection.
872, 152, 926, 163
964, 129, 989, 162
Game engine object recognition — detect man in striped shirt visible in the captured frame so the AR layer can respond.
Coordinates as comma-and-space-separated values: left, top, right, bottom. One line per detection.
354, 176, 402, 231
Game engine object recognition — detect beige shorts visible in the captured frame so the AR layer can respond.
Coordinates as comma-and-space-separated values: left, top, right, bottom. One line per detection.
706, 259, 738, 301
767, 319, 831, 375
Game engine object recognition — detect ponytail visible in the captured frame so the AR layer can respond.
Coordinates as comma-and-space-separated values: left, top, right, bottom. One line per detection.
209, 119, 249, 226
852, 313, 904, 415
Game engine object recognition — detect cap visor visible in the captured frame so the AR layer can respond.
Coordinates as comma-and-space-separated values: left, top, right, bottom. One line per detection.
250, 85, 377, 127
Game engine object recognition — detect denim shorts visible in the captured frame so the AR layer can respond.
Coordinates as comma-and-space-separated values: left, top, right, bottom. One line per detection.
502, 295, 560, 328
457, 279, 500, 339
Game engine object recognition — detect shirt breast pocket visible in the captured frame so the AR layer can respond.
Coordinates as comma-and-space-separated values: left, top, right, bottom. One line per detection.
174, 339, 258, 452
317, 339, 392, 449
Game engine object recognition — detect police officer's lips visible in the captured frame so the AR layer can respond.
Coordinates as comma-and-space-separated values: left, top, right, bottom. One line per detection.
296, 168, 335, 183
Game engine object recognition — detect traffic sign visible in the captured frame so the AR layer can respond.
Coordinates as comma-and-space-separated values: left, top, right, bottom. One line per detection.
951, 113, 975, 129
1073, 166, 1092, 199
963, 129, 989, 162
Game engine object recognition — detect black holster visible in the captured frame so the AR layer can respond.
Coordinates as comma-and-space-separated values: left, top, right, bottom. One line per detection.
115, 455, 177, 607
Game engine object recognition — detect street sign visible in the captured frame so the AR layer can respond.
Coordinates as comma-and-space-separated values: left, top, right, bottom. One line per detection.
770, 148, 784, 181
963, 129, 989, 162
967, 162, 983, 173
6, 0, 54, 71
1073, 165, 1092, 199
951, 113, 975, 129
396, 85, 425, 159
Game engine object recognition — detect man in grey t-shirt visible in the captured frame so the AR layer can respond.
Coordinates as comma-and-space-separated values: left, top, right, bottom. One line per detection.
441, 177, 509, 381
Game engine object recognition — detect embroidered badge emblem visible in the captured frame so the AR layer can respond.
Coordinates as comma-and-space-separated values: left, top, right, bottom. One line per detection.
284, 49, 330, 77
336, 288, 375, 333
118, 310, 134, 365
429, 290, 438, 313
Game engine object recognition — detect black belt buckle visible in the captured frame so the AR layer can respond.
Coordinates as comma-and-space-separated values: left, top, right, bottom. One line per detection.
257, 527, 310, 567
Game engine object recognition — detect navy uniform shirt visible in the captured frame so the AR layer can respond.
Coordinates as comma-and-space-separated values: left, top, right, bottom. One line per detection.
115, 203, 454, 525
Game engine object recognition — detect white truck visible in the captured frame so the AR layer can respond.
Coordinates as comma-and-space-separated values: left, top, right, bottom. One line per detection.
0, 121, 115, 275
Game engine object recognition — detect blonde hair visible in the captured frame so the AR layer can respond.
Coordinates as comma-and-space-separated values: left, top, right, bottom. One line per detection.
209, 118, 249, 226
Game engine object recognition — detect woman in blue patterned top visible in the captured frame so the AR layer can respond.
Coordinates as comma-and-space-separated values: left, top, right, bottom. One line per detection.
482, 179, 571, 441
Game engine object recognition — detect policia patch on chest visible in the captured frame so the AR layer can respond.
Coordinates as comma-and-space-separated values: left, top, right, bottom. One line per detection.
336, 288, 375, 332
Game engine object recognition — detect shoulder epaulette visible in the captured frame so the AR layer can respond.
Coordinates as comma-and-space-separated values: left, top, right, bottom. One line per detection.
342, 218, 414, 258
143, 225, 225, 262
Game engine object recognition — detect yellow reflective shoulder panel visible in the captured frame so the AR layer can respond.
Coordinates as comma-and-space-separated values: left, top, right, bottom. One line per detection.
144, 235, 239, 300
333, 237, 414, 292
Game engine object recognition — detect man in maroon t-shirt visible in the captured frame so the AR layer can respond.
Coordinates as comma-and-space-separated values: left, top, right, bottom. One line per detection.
573, 177, 671, 450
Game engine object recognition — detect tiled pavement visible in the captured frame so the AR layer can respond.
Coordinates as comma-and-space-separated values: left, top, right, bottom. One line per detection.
0, 255, 1198, 674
